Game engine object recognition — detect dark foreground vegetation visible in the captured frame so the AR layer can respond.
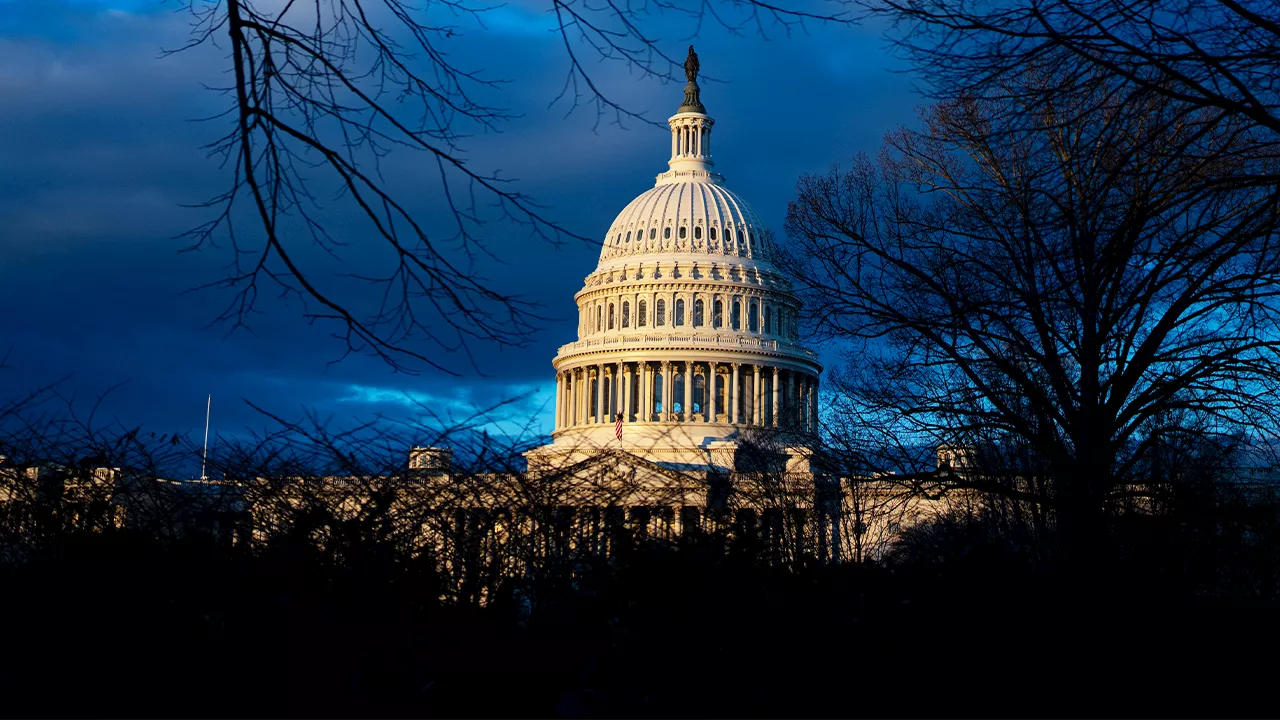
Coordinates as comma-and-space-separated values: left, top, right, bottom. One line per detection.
3, 498, 1279, 718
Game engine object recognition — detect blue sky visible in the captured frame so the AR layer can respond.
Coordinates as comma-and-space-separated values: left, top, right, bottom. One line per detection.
0, 0, 921, 465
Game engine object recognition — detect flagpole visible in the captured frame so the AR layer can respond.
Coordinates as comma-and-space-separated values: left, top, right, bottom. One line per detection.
201, 394, 211, 482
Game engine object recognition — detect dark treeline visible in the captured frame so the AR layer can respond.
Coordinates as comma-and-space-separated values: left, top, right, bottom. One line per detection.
2, 399, 1280, 717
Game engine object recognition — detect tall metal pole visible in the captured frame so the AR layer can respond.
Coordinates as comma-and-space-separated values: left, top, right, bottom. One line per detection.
201, 394, 211, 482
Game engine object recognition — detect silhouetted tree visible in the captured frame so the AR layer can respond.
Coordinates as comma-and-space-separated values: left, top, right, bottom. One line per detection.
786, 65, 1280, 565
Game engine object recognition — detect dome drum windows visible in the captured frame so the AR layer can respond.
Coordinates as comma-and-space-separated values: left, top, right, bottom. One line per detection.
608, 303, 615, 330
748, 302, 759, 332
731, 298, 741, 330
693, 299, 705, 327
622, 301, 630, 328
713, 299, 723, 329
675, 298, 686, 327
764, 305, 772, 335
678, 226, 687, 240
656, 299, 666, 326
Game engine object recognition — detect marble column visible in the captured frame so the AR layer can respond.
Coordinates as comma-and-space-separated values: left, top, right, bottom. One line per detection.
788, 372, 796, 427
661, 361, 672, 421
595, 365, 604, 424
771, 367, 780, 428
708, 361, 717, 423
639, 361, 649, 421
730, 363, 740, 424
810, 375, 819, 430
686, 358, 696, 420
622, 361, 631, 422
753, 365, 762, 425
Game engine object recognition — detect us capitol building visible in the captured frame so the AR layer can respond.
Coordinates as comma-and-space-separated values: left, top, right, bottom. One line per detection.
526, 48, 822, 474
0, 51, 963, 574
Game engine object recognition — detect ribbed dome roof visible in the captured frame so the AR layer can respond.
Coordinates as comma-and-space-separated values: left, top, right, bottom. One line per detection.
599, 181, 774, 265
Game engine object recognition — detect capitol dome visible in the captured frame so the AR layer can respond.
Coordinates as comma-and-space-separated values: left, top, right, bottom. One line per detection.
598, 178, 776, 267
531, 51, 822, 469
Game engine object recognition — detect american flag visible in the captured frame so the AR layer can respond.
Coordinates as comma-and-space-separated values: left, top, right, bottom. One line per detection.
615, 413, 623, 440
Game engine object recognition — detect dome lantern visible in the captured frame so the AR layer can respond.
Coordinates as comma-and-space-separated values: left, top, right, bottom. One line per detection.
659, 46, 718, 185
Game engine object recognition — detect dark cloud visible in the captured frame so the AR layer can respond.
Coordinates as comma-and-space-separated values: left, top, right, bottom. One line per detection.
0, 0, 919, 463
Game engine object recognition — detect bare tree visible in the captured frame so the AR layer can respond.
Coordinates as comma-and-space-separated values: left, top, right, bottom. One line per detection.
171, 0, 854, 374
882, 0, 1280, 143
785, 66, 1280, 562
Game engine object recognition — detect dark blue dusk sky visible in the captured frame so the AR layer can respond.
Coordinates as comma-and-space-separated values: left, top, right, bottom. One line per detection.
0, 0, 920, 458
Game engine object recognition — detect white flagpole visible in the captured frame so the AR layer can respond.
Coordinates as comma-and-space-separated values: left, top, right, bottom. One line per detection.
201, 394, 211, 481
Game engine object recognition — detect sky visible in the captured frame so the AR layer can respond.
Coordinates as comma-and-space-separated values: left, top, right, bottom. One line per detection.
0, 0, 921, 466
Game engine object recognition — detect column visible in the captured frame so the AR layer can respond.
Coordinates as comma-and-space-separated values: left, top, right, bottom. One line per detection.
753, 365, 762, 425
622, 361, 631, 422
557, 372, 565, 429
730, 363, 740, 424
771, 367, 780, 428
683, 361, 693, 422
646, 361, 653, 421
616, 360, 624, 421
788, 371, 796, 427
595, 365, 604, 424
661, 361, 672, 421
577, 369, 583, 425
810, 375, 819, 431
708, 361, 717, 423
638, 361, 648, 422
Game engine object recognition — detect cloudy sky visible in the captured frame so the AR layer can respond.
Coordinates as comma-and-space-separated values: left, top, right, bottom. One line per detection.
0, 0, 920, 461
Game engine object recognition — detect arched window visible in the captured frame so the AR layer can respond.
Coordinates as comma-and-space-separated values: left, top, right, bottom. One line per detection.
710, 227, 718, 241
664, 227, 671, 239
656, 299, 666, 326
764, 305, 772, 334
653, 372, 664, 414
622, 301, 630, 328
673, 373, 685, 414
608, 303, 615, 330
694, 226, 703, 240
597, 306, 602, 332
731, 297, 742, 330
748, 301, 759, 332
713, 300, 723, 329
693, 298, 705, 327
675, 299, 685, 326
638, 299, 647, 327
693, 372, 705, 413
679, 226, 687, 240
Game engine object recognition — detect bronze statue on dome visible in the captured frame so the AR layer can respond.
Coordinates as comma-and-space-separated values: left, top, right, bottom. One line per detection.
684, 45, 700, 83
679, 45, 705, 113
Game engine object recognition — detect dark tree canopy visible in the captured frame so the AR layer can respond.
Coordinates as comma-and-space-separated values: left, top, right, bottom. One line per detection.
786, 65, 1280, 553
